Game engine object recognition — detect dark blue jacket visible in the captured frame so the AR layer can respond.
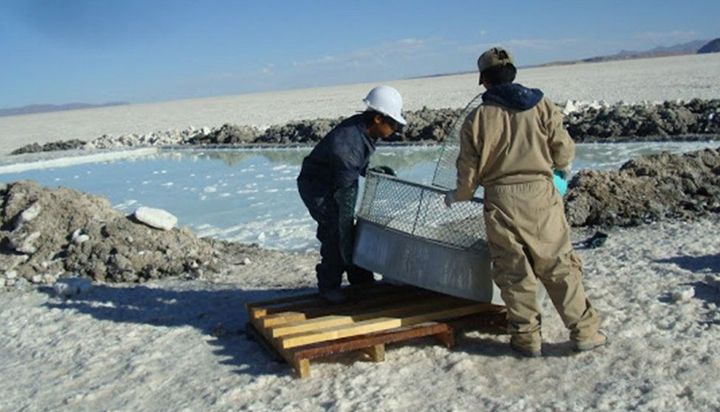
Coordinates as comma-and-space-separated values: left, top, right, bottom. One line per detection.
297, 114, 376, 192
482, 83, 544, 111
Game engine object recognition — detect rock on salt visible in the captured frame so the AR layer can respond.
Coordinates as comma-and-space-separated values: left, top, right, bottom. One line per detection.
562, 100, 578, 115
53, 277, 93, 297
671, 286, 695, 303
19, 202, 42, 224
133, 206, 177, 230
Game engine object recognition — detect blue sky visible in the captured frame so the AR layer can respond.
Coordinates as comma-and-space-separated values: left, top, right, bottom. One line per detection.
1, 0, 718, 108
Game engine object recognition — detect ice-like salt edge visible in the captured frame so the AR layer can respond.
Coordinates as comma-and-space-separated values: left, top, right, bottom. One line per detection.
0, 148, 159, 175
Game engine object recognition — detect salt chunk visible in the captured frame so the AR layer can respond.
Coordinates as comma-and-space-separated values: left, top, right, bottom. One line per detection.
562, 100, 577, 115
671, 286, 695, 303
19, 202, 42, 224
133, 206, 177, 230
71, 229, 90, 244
74, 234, 90, 244
15, 232, 41, 254
53, 277, 93, 297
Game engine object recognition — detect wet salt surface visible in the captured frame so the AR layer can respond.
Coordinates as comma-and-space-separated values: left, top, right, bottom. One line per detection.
0, 142, 717, 250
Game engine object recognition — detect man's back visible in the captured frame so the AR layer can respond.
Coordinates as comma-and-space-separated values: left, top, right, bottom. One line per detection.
458, 84, 575, 188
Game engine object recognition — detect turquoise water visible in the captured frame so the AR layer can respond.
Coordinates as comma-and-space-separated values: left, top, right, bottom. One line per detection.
0, 142, 717, 250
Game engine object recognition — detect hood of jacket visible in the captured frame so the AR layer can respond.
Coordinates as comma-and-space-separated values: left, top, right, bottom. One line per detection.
482, 83, 543, 111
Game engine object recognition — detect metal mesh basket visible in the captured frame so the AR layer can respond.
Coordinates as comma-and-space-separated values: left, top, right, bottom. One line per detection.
357, 173, 486, 250
431, 92, 484, 189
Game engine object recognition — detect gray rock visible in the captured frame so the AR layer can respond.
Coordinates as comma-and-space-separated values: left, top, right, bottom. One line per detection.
18, 202, 42, 225
10, 139, 86, 155
13, 231, 41, 254
0, 255, 28, 272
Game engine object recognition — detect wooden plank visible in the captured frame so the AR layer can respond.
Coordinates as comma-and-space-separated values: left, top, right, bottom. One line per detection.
292, 322, 450, 361
248, 283, 403, 316
435, 329, 455, 348
259, 312, 308, 328
293, 358, 310, 378
280, 303, 492, 349
268, 295, 465, 338
363, 344, 385, 362
250, 283, 421, 319
256, 287, 441, 328
244, 322, 284, 362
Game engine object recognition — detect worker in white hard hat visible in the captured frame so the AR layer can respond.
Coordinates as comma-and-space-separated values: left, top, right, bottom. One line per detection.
445, 47, 606, 357
297, 86, 406, 304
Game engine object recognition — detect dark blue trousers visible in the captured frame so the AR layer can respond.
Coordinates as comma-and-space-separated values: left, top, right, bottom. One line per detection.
297, 179, 374, 292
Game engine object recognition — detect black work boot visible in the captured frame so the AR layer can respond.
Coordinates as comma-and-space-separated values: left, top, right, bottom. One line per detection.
320, 288, 348, 305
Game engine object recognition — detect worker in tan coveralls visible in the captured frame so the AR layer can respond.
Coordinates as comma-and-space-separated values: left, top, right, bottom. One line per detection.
444, 47, 607, 357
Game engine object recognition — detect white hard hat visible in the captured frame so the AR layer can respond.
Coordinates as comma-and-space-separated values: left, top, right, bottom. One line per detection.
362, 85, 406, 125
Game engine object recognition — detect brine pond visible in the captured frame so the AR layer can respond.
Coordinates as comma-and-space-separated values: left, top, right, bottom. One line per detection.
1, 142, 717, 251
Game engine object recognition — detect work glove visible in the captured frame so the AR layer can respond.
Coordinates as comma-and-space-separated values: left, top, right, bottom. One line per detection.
554, 164, 572, 180
368, 165, 396, 176
552, 170, 569, 196
443, 190, 457, 208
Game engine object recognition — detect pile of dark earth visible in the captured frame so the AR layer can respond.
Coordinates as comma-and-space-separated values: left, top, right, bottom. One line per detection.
566, 146, 720, 227
10, 99, 719, 155
0, 180, 259, 291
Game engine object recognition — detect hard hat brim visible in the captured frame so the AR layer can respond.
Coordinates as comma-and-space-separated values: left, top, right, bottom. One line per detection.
363, 99, 407, 126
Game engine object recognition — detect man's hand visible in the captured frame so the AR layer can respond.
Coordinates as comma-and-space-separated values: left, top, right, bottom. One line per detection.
555, 164, 572, 180
368, 165, 396, 176
444, 190, 457, 208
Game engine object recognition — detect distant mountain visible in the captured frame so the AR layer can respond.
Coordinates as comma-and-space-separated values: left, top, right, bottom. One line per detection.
537, 39, 709, 67
698, 38, 720, 54
0, 102, 129, 117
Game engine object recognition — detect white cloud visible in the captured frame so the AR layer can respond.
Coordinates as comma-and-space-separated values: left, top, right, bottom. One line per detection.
460, 37, 581, 54
261, 63, 274, 75
292, 37, 432, 69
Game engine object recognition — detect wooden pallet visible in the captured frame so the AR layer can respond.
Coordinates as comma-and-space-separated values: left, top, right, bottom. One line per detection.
246, 283, 506, 378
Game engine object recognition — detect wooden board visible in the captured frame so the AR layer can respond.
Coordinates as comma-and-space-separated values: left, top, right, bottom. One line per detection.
246, 283, 506, 378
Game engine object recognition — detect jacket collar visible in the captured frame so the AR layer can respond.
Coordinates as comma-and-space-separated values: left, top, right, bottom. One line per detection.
482, 83, 543, 111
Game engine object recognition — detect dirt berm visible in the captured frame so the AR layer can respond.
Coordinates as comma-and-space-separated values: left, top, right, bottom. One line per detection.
566, 147, 720, 227
0, 181, 258, 287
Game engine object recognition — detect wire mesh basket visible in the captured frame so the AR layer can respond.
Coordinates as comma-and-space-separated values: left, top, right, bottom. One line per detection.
357, 173, 486, 250
431, 92, 484, 189
357, 92, 487, 250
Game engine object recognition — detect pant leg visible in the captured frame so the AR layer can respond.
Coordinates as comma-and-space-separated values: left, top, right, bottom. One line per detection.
315, 217, 345, 291
297, 180, 344, 292
334, 182, 375, 285
521, 181, 601, 341
484, 192, 543, 349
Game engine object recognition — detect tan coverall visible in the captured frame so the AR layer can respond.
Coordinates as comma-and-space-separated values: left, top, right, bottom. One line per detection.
455, 96, 601, 350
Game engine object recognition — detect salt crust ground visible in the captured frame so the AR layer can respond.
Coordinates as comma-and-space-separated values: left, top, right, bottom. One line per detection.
1, 53, 720, 155
1, 218, 718, 411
